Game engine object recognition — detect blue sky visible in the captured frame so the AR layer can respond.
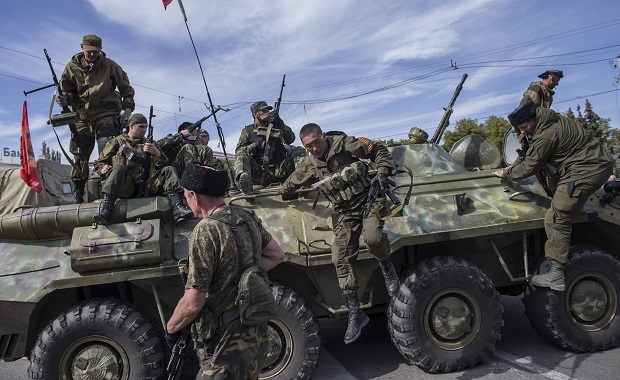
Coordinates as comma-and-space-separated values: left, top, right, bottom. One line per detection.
1, 0, 619, 163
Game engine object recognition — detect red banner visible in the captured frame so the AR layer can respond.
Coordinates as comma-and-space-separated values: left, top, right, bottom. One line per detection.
162, 0, 173, 10
19, 101, 42, 193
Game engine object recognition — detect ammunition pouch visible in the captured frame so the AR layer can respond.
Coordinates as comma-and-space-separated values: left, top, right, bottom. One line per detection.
190, 308, 217, 349
49, 112, 79, 127
237, 265, 276, 326
316, 161, 371, 204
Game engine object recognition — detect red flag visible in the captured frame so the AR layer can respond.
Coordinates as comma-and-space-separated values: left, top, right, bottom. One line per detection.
162, 0, 173, 10
20, 101, 42, 193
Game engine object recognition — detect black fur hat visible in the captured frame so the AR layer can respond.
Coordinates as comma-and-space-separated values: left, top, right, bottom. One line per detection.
508, 100, 537, 127
181, 161, 229, 196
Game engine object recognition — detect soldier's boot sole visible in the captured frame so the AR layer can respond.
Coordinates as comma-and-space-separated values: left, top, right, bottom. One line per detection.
238, 172, 254, 195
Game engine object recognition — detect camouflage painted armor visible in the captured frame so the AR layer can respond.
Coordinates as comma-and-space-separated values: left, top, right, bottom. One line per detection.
506, 108, 613, 264
157, 133, 222, 176
281, 132, 396, 292
95, 134, 182, 198
520, 81, 554, 108
60, 51, 135, 184
186, 205, 273, 379
235, 122, 296, 185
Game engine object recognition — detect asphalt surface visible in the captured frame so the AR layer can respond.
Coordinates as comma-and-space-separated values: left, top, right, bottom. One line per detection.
2, 295, 619, 379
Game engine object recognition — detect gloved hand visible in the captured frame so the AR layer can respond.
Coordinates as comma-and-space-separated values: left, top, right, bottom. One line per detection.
164, 331, 179, 349
55, 93, 68, 108
373, 173, 394, 190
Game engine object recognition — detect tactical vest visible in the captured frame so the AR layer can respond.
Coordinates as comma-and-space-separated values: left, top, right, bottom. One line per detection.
245, 124, 288, 166
111, 136, 146, 180
315, 160, 372, 205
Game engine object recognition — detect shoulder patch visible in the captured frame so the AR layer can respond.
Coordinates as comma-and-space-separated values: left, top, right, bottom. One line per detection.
358, 137, 373, 151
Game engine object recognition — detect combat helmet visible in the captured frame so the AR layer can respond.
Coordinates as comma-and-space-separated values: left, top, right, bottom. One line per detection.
408, 127, 428, 144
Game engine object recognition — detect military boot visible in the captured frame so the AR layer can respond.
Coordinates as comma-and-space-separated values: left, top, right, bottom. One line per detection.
531, 260, 565, 291
93, 194, 116, 224
73, 184, 85, 204
343, 293, 370, 344
238, 172, 254, 195
169, 193, 194, 221
379, 259, 400, 297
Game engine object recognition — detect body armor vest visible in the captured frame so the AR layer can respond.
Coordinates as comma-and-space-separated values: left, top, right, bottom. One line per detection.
245, 124, 288, 166
315, 161, 372, 205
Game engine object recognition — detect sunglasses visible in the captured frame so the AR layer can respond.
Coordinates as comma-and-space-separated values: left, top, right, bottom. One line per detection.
304, 137, 323, 150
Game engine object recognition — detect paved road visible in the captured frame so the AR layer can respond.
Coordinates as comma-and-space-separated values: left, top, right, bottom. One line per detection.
2, 295, 619, 379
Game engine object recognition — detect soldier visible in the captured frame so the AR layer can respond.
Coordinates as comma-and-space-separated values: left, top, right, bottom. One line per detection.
281, 123, 400, 344
234, 101, 296, 194
166, 162, 285, 379
520, 69, 563, 108
408, 127, 428, 144
493, 100, 612, 290
157, 121, 222, 178
93, 114, 193, 224
57, 34, 135, 204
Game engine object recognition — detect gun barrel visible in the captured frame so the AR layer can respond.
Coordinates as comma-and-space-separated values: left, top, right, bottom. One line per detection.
429, 73, 468, 144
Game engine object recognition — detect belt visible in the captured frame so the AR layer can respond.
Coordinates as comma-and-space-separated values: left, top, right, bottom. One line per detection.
219, 307, 240, 327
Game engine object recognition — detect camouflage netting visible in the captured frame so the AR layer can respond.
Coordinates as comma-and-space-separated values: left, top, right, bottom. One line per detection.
0, 159, 73, 215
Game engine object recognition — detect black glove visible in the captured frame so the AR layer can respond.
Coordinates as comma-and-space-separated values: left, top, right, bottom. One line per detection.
55, 93, 68, 108
164, 331, 179, 349
373, 173, 393, 190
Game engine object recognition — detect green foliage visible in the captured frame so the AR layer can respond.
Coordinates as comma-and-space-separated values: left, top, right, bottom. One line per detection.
41, 140, 61, 163
563, 99, 616, 147
441, 117, 510, 155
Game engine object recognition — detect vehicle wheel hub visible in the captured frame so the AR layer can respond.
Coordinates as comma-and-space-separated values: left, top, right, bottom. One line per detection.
61, 337, 126, 380
424, 288, 481, 350
260, 319, 293, 379
430, 296, 472, 340
567, 273, 617, 331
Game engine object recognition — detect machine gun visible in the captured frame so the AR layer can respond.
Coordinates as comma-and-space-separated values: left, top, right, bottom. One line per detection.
363, 175, 401, 219
259, 75, 286, 185
136, 106, 155, 197
429, 73, 468, 145
516, 133, 553, 197
600, 179, 620, 206
182, 106, 223, 140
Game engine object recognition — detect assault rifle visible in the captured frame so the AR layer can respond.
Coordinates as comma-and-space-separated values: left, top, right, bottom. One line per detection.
516, 133, 553, 197
363, 175, 401, 219
260, 75, 286, 185
183, 106, 223, 139
136, 106, 155, 197
167, 260, 190, 380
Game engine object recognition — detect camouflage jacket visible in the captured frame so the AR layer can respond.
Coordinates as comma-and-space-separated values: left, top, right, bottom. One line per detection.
157, 132, 187, 165
506, 108, 612, 185
95, 134, 167, 177
520, 81, 554, 108
281, 132, 396, 212
59, 52, 135, 118
186, 205, 273, 311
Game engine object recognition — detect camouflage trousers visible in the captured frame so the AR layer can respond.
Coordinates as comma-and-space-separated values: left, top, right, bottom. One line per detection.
196, 318, 269, 380
234, 144, 295, 186
70, 113, 118, 185
332, 197, 391, 293
544, 168, 611, 264
173, 144, 222, 178
102, 165, 183, 198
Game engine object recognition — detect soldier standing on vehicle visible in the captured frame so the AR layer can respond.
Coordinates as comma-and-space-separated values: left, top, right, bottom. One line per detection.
520, 69, 563, 108
493, 100, 612, 291
166, 162, 285, 379
157, 122, 222, 178
281, 123, 400, 344
93, 114, 193, 224
235, 101, 296, 194
57, 34, 135, 204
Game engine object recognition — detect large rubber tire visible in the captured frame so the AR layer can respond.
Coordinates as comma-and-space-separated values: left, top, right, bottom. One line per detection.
523, 247, 620, 352
260, 285, 320, 380
27, 298, 165, 380
388, 256, 504, 373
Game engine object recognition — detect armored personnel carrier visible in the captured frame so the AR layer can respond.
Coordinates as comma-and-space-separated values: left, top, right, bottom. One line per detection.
2, 89, 620, 379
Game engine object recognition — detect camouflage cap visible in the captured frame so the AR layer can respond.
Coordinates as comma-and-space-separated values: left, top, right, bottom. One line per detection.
82, 34, 102, 52
199, 130, 210, 139
250, 101, 273, 114
508, 100, 537, 127
181, 161, 229, 196
128, 113, 148, 125
538, 69, 563, 79
408, 127, 428, 144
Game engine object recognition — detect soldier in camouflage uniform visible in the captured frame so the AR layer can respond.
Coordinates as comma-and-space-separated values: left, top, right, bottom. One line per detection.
157, 122, 222, 178
92, 114, 193, 224
166, 162, 285, 380
57, 34, 135, 204
281, 123, 400, 344
520, 69, 563, 108
234, 101, 296, 194
494, 100, 612, 291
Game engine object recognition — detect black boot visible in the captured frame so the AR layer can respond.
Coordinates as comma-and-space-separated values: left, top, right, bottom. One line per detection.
343, 293, 370, 344
73, 184, 85, 204
169, 193, 194, 221
93, 194, 116, 224
379, 259, 400, 297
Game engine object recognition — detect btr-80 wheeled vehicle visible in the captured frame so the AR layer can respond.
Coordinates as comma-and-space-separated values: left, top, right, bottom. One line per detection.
2, 104, 620, 379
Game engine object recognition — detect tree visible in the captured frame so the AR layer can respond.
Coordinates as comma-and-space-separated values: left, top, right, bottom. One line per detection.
564, 99, 614, 145
41, 140, 61, 163
483, 116, 511, 157
441, 118, 486, 152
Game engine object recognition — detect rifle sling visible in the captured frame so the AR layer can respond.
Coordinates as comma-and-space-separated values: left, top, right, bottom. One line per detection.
261, 123, 274, 184
380, 167, 413, 221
